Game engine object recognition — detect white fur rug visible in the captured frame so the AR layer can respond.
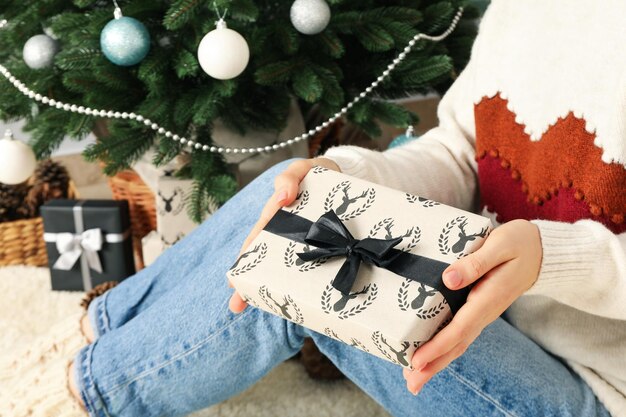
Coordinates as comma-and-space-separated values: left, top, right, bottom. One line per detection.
1, 266, 390, 417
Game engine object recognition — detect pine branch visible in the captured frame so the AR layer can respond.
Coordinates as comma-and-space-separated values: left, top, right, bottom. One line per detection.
163, 0, 204, 31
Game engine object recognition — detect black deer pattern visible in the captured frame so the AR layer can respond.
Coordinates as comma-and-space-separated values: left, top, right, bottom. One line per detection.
411, 283, 437, 310
439, 216, 490, 258
324, 328, 370, 353
324, 181, 375, 221
283, 242, 327, 271
335, 184, 369, 216
231, 244, 262, 270
160, 233, 184, 247
229, 243, 268, 276
264, 289, 293, 320
381, 337, 411, 367
158, 187, 184, 216
397, 279, 448, 320
321, 283, 378, 319
368, 218, 420, 253
287, 190, 309, 215
452, 219, 489, 254
258, 286, 304, 324
372, 331, 413, 368
333, 284, 371, 312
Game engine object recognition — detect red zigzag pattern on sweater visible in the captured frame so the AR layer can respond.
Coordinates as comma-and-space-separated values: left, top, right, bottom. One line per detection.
474, 94, 626, 234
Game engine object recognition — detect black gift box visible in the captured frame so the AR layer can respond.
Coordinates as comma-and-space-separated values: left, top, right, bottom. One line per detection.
41, 200, 135, 291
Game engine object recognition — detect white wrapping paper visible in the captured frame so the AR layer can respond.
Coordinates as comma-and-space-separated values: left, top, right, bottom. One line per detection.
228, 167, 492, 368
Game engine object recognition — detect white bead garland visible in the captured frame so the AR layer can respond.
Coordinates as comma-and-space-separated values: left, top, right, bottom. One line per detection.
0, 8, 462, 154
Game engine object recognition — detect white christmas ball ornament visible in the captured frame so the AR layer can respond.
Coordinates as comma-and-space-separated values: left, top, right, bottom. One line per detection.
23, 34, 60, 69
0, 130, 37, 185
197, 20, 249, 80
290, 0, 331, 35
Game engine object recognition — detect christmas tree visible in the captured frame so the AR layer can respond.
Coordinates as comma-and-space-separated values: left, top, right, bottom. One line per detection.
0, 0, 478, 221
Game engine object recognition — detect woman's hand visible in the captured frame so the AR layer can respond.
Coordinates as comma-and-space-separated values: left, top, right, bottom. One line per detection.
228, 157, 341, 313
403, 219, 543, 394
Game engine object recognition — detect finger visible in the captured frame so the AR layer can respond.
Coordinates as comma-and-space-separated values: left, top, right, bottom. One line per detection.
410, 312, 474, 372
273, 160, 313, 205
229, 292, 248, 313
406, 339, 473, 395
412, 264, 514, 370
442, 229, 512, 290
237, 190, 291, 257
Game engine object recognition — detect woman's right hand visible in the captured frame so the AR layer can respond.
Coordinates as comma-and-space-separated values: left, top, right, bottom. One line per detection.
228, 157, 341, 313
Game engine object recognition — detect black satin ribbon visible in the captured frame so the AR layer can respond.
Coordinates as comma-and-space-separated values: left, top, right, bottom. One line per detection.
264, 210, 469, 315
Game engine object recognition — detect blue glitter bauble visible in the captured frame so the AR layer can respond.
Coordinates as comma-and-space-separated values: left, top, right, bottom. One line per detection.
100, 16, 150, 66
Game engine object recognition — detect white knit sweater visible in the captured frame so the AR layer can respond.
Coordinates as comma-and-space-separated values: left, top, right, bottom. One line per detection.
322, 1, 626, 415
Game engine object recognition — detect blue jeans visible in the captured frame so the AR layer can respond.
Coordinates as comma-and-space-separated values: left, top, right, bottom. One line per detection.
75, 159, 610, 417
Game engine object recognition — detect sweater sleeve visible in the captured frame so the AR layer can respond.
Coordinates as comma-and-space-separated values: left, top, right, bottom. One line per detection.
322, 59, 479, 212
528, 220, 626, 321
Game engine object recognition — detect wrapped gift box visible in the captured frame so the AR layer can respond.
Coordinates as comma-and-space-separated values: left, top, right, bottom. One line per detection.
41, 200, 135, 291
141, 230, 165, 267
155, 176, 210, 246
134, 154, 215, 264
228, 167, 492, 369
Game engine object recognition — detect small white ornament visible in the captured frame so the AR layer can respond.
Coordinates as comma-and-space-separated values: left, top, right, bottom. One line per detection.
290, 0, 331, 35
0, 130, 37, 185
23, 34, 60, 69
197, 19, 250, 80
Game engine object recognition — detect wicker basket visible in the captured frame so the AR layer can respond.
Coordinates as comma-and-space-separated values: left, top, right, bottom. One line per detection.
107, 169, 157, 269
0, 183, 78, 267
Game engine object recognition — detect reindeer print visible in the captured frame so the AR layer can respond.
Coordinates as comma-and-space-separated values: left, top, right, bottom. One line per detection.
324, 329, 370, 353
405, 193, 440, 207
283, 242, 327, 271
258, 286, 304, 324
229, 243, 268, 276
452, 219, 489, 254
158, 187, 185, 216
349, 338, 370, 353
439, 216, 489, 258
160, 233, 184, 247
411, 283, 437, 310
381, 337, 411, 367
368, 218, 421, 253
324, 328, 344, 342
333, 284, 371, 312
323, 181, 375, 221
287, 190, 309, 215
265, 289, 293, 320
372, 331, 414, 368
321, 283, 378, 319
397, 279, 447, 320
335, 184, 369, 216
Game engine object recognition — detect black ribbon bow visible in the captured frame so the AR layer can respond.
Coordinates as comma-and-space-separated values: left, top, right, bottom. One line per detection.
296, 210, 403, 295
263, 209, 469, 314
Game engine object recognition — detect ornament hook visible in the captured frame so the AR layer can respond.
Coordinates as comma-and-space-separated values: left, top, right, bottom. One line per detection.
112, 0, 123, 19
213, 3, 229, 28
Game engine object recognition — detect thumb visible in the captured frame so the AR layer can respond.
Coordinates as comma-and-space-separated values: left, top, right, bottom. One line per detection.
442, 234, 509, 290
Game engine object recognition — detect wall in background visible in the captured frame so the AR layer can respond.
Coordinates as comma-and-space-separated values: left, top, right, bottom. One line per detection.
0, 119, 96, 157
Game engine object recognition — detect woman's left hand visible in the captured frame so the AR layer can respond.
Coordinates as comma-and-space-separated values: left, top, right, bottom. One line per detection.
403, 219, 543, 395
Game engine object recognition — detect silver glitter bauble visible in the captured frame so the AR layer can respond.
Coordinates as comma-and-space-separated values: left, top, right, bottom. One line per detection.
290, 0, 331, 35
22, 34, 59, 69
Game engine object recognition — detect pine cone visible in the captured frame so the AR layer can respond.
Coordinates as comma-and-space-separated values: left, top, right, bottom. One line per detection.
33, 159, 70, 196
0, 182, 30, 223
25, 159, 71, 217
